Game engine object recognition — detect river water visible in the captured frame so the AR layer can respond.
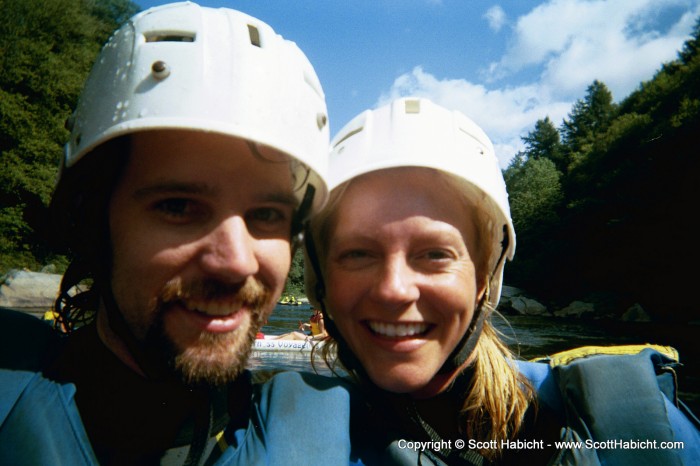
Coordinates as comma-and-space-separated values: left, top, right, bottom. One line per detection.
250, 304, 700, 414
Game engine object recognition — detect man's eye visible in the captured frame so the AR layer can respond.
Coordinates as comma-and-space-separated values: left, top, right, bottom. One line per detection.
342, 250, 369, 260
248, 208, 285, 223
152, 198, 203, 222
246, 207, 291, 235
155, 199, 189, 215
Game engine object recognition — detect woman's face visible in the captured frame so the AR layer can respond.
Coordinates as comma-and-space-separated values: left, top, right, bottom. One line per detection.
325, 167, 486, 395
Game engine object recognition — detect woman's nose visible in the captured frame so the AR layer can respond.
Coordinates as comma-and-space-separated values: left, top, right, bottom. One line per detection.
370, 255, 420, 306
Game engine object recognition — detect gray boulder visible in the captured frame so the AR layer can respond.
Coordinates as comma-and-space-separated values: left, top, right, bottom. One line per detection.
501, 285, 523, 298
510, 296, 549, 316
620, 303, 652, 322
554, 301, 596, 318
0, 270, 61, 310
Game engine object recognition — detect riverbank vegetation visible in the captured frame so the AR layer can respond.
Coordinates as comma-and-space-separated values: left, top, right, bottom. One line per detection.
1, 1, 699, 320
0, 0, 139, 271
503, 18, 700, 321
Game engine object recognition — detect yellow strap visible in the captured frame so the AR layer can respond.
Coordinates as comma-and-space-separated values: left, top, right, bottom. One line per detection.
531, 344, 678, 367
215, 429, 228, 453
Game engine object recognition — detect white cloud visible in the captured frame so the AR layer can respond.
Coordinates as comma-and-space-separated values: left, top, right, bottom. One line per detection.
378, 0, 699, 167
484, 5, 507, 32
488, 0, 699, 100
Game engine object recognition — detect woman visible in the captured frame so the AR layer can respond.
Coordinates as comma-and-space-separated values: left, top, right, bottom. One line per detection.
305, 98, 699, 465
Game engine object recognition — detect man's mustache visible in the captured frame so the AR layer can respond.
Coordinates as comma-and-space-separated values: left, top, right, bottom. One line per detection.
158, 276, 270, 309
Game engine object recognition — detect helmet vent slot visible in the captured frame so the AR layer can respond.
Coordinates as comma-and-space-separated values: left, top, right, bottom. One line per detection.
458, 126, 486, 154
304, 71, 324, 99
332, 127, 364, 148
247, 25, 261, 47
145, 32, 195, 42
404, 99, 421, 114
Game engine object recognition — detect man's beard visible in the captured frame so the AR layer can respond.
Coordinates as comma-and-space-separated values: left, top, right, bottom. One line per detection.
143, 277, 272, 387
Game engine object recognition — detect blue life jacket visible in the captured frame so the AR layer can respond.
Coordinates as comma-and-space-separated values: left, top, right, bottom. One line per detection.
0, 307, 356, 465
348, 345, 700, 465
0, 307, 98, 465
519, 345, 700, 465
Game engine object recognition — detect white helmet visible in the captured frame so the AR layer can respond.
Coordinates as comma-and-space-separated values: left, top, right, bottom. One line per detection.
64, 1, 329, 212
323, 97, 515, 307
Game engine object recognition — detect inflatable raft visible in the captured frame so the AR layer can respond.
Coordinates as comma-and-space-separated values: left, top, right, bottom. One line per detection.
252, 335, 324, 352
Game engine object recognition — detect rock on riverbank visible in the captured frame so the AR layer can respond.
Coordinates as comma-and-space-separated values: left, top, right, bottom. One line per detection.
498, 285, 653, 322
0, 270, 61, 314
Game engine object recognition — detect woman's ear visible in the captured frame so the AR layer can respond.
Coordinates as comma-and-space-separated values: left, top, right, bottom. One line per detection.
476, 273, 489, 304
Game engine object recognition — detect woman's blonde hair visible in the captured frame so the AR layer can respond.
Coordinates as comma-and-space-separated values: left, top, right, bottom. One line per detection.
307, 169, 534, 460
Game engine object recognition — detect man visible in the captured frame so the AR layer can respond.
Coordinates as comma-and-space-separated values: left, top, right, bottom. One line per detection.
0, 3, 352, 464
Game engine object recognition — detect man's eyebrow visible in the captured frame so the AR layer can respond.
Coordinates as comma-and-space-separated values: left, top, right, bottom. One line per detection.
263, 191, 299, 208
132, 182, 299, 207
133, 182, 213, 199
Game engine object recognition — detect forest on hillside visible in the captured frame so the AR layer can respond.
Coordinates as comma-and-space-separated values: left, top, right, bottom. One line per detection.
502, 19, 700, 321
0, 0, 140, 271
1, 1, 699, 320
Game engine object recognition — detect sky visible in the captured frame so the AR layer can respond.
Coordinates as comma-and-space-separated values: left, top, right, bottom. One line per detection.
135, 0, 700, 167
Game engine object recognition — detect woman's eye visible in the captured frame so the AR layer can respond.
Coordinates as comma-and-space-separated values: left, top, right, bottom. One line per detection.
335, 249, 374, 269
425, 250, 451, 260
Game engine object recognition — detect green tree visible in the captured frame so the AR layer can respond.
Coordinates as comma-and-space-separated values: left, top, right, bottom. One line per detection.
0, 0, 138, 273
522, 117, 563, 160
516, 22, 700, 319
560, 80, 617, 173
282, 248, 306, 297
505, 156, 563, 235
503, 153, 563, 290
678, 16, 700, 65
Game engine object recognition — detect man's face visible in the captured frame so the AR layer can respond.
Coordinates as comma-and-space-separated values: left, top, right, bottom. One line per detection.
105, 130, 297, 385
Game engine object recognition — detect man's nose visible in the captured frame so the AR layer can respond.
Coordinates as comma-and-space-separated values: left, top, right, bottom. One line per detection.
198, 216, 259, 280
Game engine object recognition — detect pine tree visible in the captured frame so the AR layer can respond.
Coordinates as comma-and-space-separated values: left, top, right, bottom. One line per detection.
560, 80, 617, 172
522, 117, 565, 171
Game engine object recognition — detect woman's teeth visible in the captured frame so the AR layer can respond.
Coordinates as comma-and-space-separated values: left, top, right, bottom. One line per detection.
368, 321, 429, 338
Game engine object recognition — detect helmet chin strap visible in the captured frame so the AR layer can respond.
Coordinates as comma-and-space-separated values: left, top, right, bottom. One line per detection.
303, 228, 378, 382
439, 224, 511, 374
292, 184, 315, 252
438, 299, 488, 375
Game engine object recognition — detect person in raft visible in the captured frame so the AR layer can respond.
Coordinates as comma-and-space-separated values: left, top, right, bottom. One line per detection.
0, 3, 356, 465
304, 97, 700, 465
270, 309, 327, 342
298, 309, 328, 338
